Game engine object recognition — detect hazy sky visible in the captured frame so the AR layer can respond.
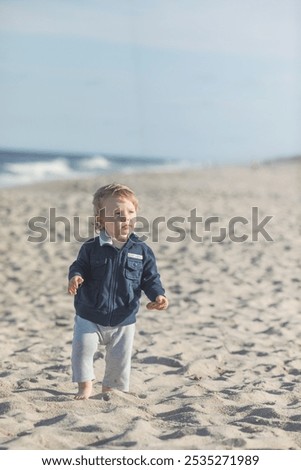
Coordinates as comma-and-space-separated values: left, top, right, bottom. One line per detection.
0, 0, 299, 163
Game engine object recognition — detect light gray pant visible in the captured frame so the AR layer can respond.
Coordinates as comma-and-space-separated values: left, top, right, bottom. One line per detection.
71, 315, 136, 391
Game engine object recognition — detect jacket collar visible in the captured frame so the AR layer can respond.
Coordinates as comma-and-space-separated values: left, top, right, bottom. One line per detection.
99, 230, 138, 248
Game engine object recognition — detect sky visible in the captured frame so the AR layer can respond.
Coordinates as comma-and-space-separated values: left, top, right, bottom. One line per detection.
0, 0, 299, 164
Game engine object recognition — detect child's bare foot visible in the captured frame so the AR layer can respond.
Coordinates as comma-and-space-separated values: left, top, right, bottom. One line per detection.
74, 381, 92, 400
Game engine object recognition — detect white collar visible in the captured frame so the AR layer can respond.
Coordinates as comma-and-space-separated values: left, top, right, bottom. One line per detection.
99, 230, 128, 249
99, 230, 113, 246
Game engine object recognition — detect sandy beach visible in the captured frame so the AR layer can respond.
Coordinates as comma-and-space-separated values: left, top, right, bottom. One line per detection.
0, 161, 301, 450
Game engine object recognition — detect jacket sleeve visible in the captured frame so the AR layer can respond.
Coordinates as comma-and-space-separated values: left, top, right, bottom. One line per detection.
68, 243, 90, 280
141, 247, 165, 301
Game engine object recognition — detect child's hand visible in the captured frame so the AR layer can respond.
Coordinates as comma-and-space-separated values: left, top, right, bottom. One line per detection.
146, 295, 169, 310
68, 275, 84, 295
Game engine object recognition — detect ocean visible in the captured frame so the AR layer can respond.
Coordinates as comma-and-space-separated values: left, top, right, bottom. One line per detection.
0, 149, 184, 188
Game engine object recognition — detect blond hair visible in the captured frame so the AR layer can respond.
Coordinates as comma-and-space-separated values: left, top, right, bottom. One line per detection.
92, 183, 138, 232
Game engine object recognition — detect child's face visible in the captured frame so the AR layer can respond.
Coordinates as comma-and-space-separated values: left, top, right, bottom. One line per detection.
100, 196, 137, 241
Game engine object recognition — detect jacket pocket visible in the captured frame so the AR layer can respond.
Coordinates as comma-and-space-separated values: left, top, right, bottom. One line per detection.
125, 259, 143, 281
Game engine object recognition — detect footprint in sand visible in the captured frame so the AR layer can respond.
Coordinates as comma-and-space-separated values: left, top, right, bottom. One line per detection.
140, 356, 184, 368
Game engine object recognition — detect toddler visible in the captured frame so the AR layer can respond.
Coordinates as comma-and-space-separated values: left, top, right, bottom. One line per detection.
68, 183, 168, 399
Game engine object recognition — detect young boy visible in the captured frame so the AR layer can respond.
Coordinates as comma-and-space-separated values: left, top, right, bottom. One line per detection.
68, 183, 168, 399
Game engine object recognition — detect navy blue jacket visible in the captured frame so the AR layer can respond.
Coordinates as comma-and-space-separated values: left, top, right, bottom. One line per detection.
68, 233, 165, 327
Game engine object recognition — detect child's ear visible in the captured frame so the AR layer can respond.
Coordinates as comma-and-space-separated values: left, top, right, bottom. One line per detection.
95, 215, 102, 232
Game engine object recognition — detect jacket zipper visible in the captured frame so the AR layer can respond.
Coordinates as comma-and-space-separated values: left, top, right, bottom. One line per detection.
108, 249, 121, 325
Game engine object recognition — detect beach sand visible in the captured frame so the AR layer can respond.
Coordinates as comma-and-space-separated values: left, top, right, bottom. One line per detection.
0, 162, 301, 450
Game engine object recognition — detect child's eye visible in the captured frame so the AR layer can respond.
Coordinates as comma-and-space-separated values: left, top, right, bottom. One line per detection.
114, 212, 126, 220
